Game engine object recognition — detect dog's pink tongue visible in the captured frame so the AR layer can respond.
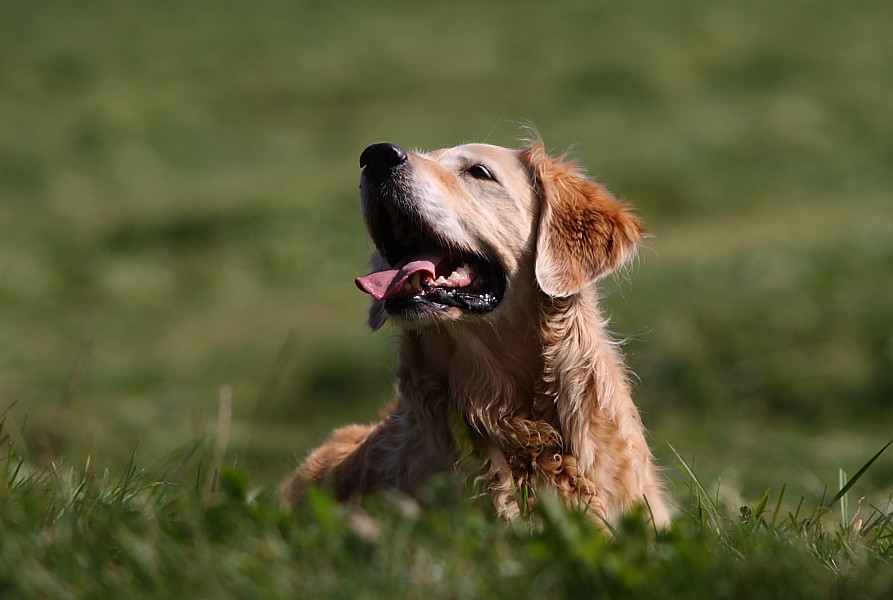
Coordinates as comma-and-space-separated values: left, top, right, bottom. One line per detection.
355, 249, 445, 301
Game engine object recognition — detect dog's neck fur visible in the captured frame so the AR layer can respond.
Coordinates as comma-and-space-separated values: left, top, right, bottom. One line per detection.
396, 293, 543, 436
394, 286, 655, 520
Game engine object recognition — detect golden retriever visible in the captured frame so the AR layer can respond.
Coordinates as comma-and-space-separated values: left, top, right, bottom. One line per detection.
281, 140, 670, 527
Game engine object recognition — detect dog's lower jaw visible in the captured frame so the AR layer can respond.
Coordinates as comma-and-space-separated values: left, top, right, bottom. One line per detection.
384, 302, 464, 327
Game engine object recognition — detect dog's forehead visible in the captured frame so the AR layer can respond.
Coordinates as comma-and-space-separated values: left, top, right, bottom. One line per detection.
426, 143, 522, 167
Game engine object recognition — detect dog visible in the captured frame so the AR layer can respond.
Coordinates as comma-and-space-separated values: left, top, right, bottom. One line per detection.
281, 140, 670, 527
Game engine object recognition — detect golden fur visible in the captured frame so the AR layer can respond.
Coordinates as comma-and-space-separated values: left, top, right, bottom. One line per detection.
281, 140, 670, 527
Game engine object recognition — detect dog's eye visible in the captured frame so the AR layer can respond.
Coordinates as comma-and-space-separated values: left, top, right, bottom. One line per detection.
465, 164, 497, 182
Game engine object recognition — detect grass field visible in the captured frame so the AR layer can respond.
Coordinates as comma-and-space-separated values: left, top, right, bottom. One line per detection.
2, 0, 892, 596
1, 423, 891, 598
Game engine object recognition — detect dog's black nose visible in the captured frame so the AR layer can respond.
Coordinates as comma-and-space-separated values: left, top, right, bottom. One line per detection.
360, 143, 408, 175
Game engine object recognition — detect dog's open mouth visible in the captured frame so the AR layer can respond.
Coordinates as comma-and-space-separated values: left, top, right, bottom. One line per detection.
355, 203, 506, 315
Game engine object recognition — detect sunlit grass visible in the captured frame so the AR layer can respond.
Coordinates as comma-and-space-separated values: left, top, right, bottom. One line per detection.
0, 412, 890, 599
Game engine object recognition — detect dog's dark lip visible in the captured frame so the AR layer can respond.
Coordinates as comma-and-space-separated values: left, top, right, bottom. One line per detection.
385, 291, 501, 315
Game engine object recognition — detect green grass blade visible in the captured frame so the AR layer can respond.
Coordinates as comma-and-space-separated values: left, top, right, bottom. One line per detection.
770, 483, 787, 528
668, 443, 721, 531
826, 439, 893, 510
751, 488, 772, 528
839, 469, 850, 526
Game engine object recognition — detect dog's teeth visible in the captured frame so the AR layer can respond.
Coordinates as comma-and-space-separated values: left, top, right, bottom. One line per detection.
449, 266, 469, 280
410, 272, 421, 289
435, 276, 448, 285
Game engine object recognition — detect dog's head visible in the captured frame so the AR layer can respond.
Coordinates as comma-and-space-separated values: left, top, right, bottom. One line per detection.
355, 141, 644, 330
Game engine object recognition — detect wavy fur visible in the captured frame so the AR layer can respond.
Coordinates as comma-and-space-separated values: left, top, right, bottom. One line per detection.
281, 140, 670, 527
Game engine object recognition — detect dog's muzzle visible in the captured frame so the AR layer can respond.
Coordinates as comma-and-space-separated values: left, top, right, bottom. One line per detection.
355, 142, 506, 318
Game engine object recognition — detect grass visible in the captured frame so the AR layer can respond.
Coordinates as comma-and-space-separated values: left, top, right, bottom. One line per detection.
2, 0, 893, 595
0, 415, 891, 599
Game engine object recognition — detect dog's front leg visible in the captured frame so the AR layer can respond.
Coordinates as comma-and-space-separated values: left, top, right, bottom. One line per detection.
280, 422, 378, 507
280, 406, 453, 508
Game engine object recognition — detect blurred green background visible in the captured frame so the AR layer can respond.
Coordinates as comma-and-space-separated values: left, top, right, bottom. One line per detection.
2, 0, 891, 502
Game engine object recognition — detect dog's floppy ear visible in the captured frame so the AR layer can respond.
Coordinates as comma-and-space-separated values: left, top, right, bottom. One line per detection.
522, 142, 645, 297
